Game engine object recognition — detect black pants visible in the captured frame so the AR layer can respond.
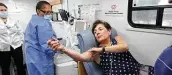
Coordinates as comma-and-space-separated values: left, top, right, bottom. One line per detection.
0, 46, 26, 75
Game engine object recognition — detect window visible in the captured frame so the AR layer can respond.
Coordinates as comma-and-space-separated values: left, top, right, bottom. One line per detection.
128, 0, 172, 29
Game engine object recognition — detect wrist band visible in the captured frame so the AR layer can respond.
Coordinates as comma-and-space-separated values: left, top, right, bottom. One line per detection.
102, 47, 105, 52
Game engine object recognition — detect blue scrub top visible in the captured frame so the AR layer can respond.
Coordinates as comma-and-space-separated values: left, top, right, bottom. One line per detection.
24, 14, 57, 75
154, 46, 172, 75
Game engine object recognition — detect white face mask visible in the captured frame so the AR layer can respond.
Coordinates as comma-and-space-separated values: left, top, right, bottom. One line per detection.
0, 11, 8, 19
44, 14, 52, 21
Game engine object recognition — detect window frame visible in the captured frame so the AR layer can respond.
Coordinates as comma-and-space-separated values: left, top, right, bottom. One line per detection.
128, 0, 172, 29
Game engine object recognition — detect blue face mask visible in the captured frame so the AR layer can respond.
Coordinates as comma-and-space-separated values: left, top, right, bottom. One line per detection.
44, 14, 52, 20
0, 11, 8, 19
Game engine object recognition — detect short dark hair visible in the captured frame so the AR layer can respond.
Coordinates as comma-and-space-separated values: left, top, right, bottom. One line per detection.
169, 0, 172, 3
92, 20, 112, 34
0, 3, 8, 9
36, 1, 51, 12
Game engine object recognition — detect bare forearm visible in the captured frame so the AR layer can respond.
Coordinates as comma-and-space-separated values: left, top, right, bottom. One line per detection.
49, 0, 62, 5
105, 44, 128, 53
104, 36, 129, 53
62, 48, 92, 62
48, 38, 93, 61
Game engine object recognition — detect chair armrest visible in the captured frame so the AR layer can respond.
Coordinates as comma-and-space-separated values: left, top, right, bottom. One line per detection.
78, 61, 87, 75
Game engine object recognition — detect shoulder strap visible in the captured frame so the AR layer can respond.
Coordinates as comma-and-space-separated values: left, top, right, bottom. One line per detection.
110, 37, 117, 45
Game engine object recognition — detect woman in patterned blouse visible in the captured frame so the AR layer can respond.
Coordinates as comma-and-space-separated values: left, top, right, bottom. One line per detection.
48, 20, 141, 75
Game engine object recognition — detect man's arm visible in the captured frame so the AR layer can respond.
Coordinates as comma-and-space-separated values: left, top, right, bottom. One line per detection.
49, 0, 63, 5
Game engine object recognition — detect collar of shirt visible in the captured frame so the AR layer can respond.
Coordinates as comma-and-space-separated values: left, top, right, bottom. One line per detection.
0, 18, 16, 27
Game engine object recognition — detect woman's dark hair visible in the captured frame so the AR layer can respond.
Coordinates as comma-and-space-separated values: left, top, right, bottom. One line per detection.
92, 20, 112, 34
169, 0, 172, 3
92, 20, 112, 46
0, 3, 8, 9
36, 1, 51, 12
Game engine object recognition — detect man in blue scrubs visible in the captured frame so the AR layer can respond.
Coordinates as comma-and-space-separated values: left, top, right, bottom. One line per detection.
24, 1, 58, 75
154, 46, 172, 75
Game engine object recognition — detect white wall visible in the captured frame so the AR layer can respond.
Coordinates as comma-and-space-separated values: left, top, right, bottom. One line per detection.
3, 0, 39, 31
